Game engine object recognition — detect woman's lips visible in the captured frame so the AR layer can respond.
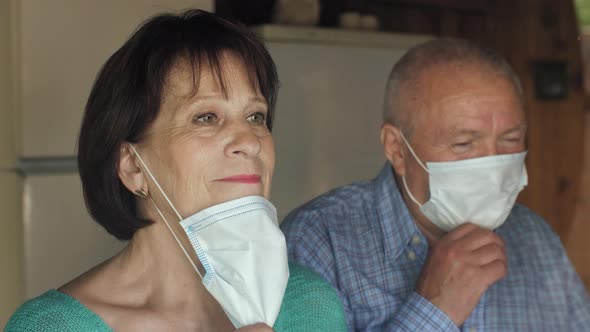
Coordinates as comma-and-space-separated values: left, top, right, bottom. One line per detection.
217, 174, 261, 184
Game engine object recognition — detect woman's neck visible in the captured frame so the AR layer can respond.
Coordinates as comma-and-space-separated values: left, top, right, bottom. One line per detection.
116, 221, 232, 324
61, 217, 233, 331
121, 223, 204, 305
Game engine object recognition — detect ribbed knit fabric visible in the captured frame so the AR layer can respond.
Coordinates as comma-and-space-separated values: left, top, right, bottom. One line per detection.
4, 289, 110, 331
4, 263, 347, 331
274, 264, 347, 331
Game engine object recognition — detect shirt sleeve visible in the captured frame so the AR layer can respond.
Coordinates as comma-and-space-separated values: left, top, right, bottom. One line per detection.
554, 235, 590, 329
281, 209, 459, 332
381, 292, 459, 332
519, 208, 590, 330
565, 259, 590, 330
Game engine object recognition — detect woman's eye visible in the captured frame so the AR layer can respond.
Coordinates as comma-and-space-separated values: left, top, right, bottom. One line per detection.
193, 113, 218, 124
247, 112, 266, 125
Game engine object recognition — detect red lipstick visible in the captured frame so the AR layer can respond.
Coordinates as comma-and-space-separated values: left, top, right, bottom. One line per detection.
217, 174, 261, 184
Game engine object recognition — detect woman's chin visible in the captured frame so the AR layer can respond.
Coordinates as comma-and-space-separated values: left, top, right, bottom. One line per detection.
216, 187, 268, 202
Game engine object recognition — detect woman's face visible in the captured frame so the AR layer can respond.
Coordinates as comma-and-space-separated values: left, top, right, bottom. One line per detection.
138, 53, 275, 217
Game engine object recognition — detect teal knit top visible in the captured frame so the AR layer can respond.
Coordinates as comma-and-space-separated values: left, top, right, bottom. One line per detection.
5, 263, 347, 331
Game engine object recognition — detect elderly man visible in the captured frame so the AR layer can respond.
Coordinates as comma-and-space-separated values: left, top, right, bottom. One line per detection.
281, 38, 590, 331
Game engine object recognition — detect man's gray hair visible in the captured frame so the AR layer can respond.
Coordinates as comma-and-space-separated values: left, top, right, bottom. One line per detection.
383, 38, 524, 136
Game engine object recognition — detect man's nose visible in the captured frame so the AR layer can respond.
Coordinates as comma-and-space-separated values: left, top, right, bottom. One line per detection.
484, 142, 499, 156
223, 123, 262, 159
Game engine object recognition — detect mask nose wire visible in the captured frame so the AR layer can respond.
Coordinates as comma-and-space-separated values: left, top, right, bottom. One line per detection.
128, 144, 203, 280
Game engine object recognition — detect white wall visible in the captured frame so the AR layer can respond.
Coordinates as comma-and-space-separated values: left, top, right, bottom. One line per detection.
0, 0, 18, 167
0, 0, 23, 327
268, 42, 411, 218
23, 175, 125, 298
0, 173, 23, 326
19, 0, 213, 157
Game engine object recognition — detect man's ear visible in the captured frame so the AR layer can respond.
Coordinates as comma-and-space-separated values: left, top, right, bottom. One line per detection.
380, 123, 407, 177
118, 143, 147, 195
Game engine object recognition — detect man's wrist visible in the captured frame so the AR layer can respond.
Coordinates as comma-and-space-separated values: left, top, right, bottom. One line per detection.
384, 292, 459, 332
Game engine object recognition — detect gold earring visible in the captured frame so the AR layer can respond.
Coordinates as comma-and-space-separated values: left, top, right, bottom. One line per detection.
134, 187, 149, 199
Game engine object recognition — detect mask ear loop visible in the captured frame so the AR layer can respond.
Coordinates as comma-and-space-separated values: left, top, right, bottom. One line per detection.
399, 132, 429, 208
399, 133, 429, 173
401, 176, 423, 208
128, 144, 203, 280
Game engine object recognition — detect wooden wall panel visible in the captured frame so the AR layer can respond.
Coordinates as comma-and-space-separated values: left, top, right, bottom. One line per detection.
489, 0, 585, 238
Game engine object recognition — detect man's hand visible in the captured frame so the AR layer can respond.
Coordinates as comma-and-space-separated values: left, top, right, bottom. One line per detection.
416, 223, 507, 326
235, 323, 274, 332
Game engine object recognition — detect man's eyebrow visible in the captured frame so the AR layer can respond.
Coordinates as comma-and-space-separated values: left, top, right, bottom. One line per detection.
448, 125, 528, 137
501, 125, 528, 135
449, 129, 483, 137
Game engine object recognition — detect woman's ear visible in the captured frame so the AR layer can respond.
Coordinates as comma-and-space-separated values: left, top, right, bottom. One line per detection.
118, 143, 147, 196
380, 123, 407, 177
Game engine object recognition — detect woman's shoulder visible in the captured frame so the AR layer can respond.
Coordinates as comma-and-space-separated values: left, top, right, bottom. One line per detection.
274, 263, 347, 332
285, 262, 336, 291
4, 290, 112, 332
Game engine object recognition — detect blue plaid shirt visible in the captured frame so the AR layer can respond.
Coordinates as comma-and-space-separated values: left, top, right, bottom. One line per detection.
281, 164, 590, 332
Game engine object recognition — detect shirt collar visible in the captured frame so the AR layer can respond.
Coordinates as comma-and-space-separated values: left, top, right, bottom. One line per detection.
372, 163, 422, 262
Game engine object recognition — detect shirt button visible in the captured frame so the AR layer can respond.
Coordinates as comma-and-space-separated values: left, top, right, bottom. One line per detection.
407, 250, 416, 261
411, 235, 421, 245
469, 327, 477, 332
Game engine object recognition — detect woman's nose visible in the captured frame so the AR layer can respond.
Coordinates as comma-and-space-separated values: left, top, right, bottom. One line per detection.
224, 124, 262, 158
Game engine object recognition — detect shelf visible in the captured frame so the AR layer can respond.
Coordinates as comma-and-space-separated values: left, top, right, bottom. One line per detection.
251, 24, 433, 49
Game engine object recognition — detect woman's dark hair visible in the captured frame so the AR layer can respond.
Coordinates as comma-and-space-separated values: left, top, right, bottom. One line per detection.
77, 9, 279, 240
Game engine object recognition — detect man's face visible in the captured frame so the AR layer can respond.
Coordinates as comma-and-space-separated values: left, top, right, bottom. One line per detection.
382, 63, 527, 235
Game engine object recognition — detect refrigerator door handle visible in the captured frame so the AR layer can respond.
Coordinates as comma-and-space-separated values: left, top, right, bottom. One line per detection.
17, 156, 77, 176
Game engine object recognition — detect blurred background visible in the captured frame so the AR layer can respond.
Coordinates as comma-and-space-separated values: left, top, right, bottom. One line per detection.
2, 0, 590, 326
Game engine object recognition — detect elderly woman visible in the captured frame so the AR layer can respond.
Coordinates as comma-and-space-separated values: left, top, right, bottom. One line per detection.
5, 9, 346, 332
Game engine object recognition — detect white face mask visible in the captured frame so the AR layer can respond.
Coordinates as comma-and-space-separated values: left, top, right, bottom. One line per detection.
399, 134, 528, 231
129, 145, 289, 328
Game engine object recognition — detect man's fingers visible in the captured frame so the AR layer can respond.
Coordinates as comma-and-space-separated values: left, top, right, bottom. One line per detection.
444, 223, 482, 242
454, 227, 505, 252
480, 259, 508, 286
468, 243, 507, 266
